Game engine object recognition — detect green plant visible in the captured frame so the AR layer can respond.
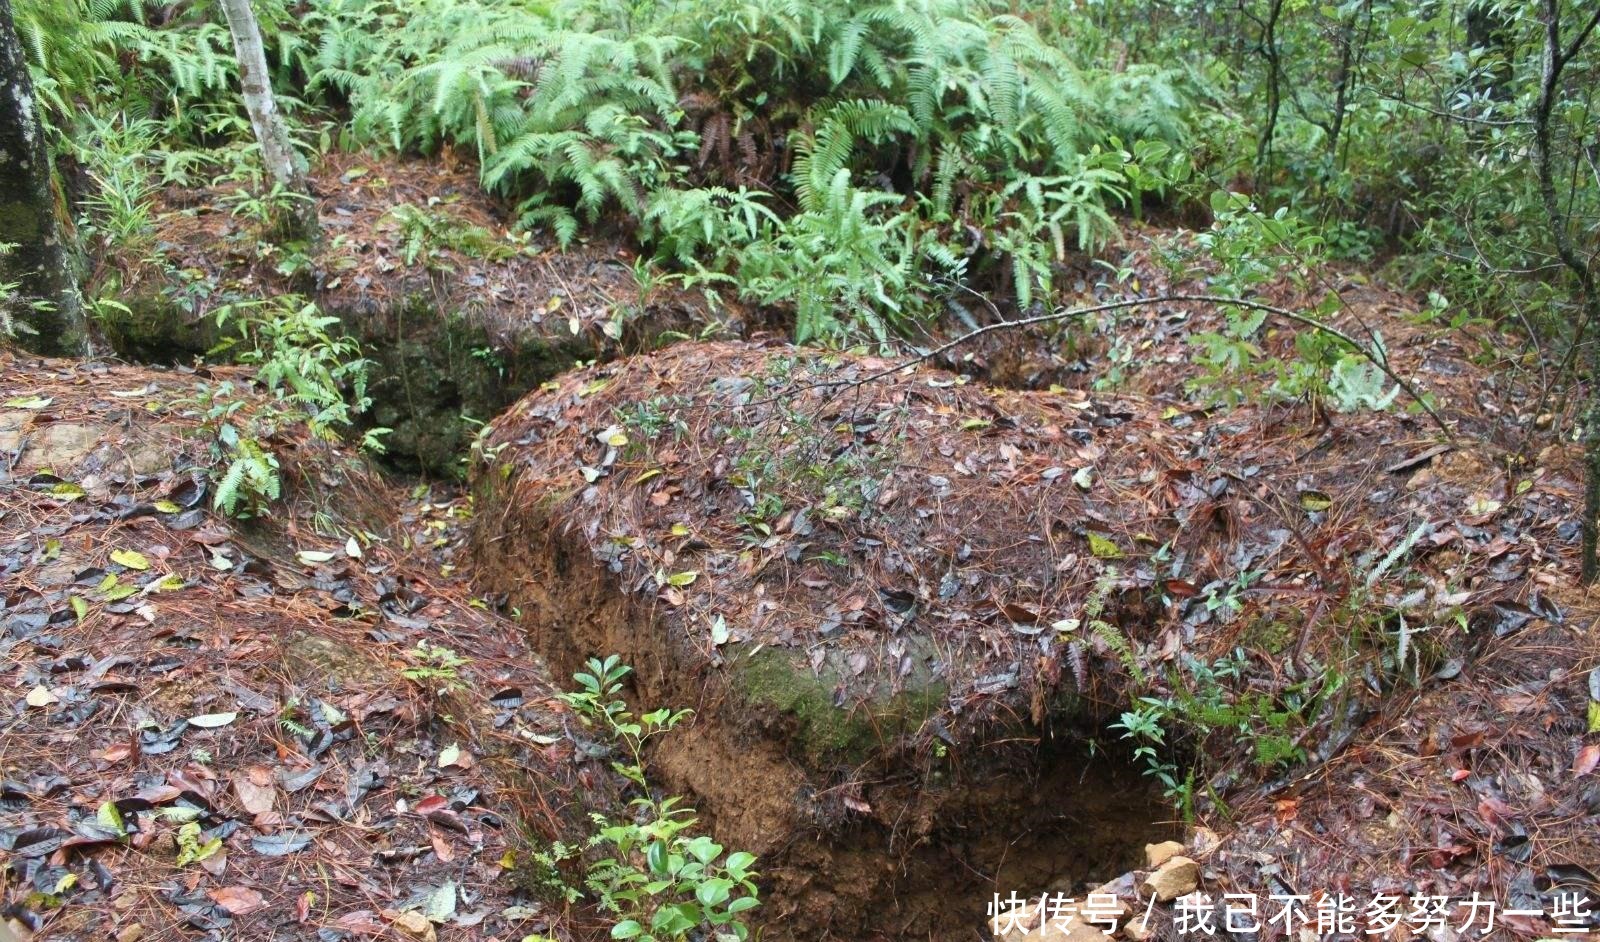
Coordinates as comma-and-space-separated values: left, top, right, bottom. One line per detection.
402, 641, 469, 694
184, 297, 386, 517
387, 201, 513, 267
560, 656, 760, 942
734, 170, 924, 345
213, 297, 380, 442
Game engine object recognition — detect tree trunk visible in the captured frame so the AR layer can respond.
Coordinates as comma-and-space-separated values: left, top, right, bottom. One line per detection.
1530, 0, 1600, 581
0, 0, 85, 356
1250, 0, 1286, 185
217, 0, 317, 241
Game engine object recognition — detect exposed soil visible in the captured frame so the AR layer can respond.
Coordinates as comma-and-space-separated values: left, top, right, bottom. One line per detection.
15, 186, 1600, 942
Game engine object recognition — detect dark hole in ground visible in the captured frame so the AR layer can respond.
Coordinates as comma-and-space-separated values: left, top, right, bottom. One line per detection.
728, 736, 1177, 940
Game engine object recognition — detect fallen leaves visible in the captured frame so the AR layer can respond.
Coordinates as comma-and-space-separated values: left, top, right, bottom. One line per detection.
1574, 743, 1600, 778
233, 768, 276, 816
110, 549, 151, 571
207, 885, 266, 915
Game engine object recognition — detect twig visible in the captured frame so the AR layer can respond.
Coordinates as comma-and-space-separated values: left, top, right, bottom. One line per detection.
755, 293, 1455, 441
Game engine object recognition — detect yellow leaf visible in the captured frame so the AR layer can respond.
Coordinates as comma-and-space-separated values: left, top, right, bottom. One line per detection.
111, 549, 150, 571
1087, 532, 1123, 559
666, 571, 699, 587
1298, 490, 1333, 513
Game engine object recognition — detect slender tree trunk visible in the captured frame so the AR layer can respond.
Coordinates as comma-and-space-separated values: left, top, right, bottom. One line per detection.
1250, 0, 1286, 186
0, 0, 85, 355
1530, 0, 1600, 581
217, 0, 317, 240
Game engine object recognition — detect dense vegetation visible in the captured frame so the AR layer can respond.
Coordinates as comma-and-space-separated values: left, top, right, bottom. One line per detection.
2, 2, 1597, 938
7, 0, 1592, 556
9, 0, 1595, 341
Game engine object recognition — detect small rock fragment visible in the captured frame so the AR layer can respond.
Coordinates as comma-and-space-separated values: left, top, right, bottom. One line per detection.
1122, 914, 1154, 941
1143, 839, 1185, 869
385, 910, 436, 941
1140, 855, 1200, 902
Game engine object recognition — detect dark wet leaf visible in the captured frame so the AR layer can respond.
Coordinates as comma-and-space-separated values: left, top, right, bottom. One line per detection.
1494, 831, 1531, 862
278, 765, 325, 794
250, 831, 313, 856
1489, 599, 1539, 637
7, 826, 70, 857
1547, 864, 1600, 891
140, 721, 187, 755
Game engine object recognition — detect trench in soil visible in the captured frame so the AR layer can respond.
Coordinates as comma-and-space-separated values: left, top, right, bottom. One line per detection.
470, 501, 1179, 940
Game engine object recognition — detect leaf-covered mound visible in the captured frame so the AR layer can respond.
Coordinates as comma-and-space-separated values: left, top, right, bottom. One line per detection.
100, 152, 733, 472
468, 337, 1584, 933
472, 337, 1572, 742
0, 350, 621, 941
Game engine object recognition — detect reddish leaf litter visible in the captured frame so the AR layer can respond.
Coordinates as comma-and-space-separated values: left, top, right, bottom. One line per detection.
0, 350, 623, 942
469, 328, 1597, 938
118, 151, 727, 353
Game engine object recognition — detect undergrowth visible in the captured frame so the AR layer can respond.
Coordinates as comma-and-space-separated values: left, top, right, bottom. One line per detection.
183, 296, 387, 517
556, 656, 761, 942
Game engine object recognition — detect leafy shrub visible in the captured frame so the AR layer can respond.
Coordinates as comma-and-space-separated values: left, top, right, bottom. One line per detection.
561, 656, 761, 942
193, 297, 386, 517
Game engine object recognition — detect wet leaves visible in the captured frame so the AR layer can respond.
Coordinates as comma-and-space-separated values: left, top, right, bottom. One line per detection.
249, 831, 313, 857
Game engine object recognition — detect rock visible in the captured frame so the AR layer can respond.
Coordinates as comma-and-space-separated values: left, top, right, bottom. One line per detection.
1140, 855, 1199, 902
1143, 839, 1185, 868
1122, 914, 1154, 941
384, 910, 436, 941
1084, 877, 1134, 927
1025, 923, 1112, 942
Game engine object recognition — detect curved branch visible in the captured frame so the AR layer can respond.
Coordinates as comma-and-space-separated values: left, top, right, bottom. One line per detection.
760, 294, 1455, 441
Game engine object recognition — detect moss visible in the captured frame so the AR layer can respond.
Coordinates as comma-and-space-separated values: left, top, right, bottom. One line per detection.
98, 290, 220, 362
731, 642, 948, 767
0, 200, 40, 242
358, 295, 605, 475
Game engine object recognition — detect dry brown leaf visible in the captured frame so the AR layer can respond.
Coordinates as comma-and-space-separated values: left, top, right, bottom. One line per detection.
207, 885, 265, 915
233, 768, 276, 815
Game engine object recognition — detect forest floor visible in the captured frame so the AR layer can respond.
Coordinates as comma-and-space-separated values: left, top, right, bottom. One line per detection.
3, 164, 1599, 941
0, 352, 629, 942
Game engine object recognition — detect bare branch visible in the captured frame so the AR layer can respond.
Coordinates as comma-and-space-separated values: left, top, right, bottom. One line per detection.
758, 294, 1454, 440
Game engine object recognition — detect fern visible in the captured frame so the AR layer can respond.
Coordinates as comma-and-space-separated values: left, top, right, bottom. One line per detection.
1083, 568, 1145, 685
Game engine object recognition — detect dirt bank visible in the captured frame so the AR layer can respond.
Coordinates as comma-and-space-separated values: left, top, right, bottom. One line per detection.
92, 153, 742, 474
465, 332, 1586, 938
